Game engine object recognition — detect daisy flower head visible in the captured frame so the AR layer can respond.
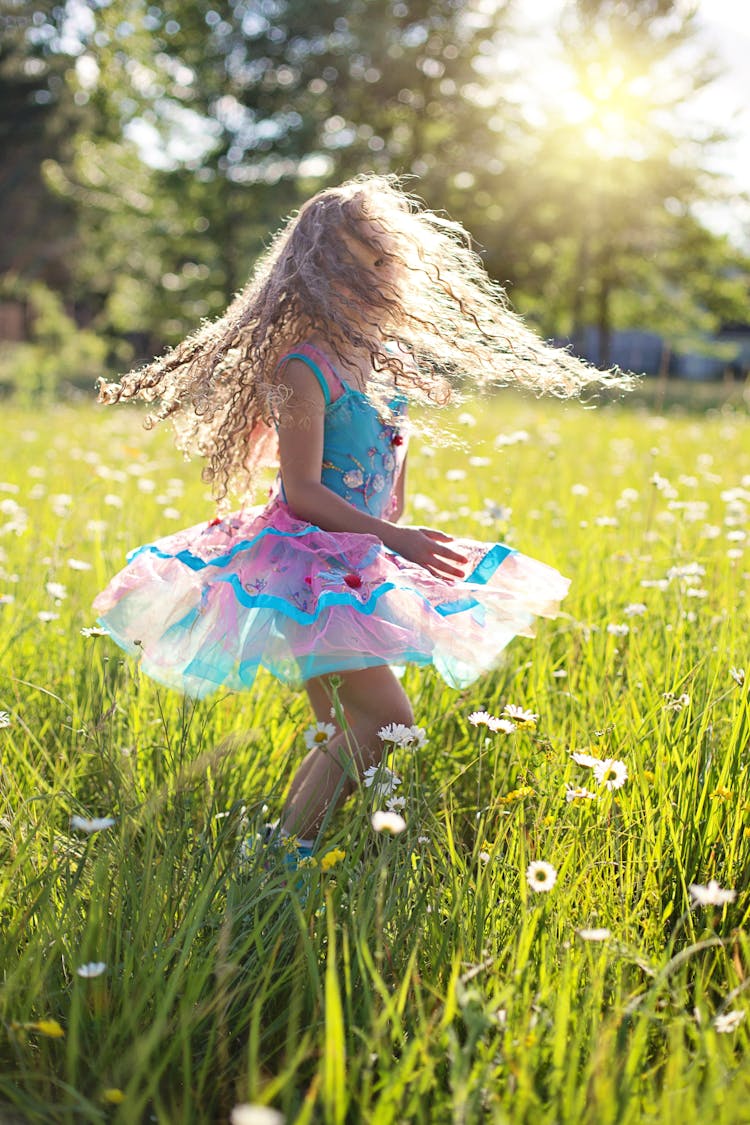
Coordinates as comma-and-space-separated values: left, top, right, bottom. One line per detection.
689, 880, 736, 907
80, 625, 109, 637
363, 764, 402, 798
526, 860, 557, 893
386, 795, 407, 812
76, 962, 107, 978
565, 785, 597, 802
303, 722, 336, 750
730, 667, 746, 687
371, 809, 407, 835
570, 750, 600, 768
713, 1010, 745, 1034
70, 815, 116, 834
378, 723, 429, 749
469, 710, 517, 733
230, 1106, 285, 1125
593, 758, 628, 791
0, 711, 11, 729
502, 704, 538, 729
577, 927, 611, 942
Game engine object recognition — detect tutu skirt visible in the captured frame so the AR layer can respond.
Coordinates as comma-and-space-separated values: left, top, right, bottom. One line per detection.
93, 499, 570, 699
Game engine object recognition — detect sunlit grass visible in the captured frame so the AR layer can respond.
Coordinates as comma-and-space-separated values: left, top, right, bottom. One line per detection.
0, 392, 749, 1123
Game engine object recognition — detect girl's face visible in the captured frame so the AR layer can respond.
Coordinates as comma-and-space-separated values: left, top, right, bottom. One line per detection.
345, 222, 406, 296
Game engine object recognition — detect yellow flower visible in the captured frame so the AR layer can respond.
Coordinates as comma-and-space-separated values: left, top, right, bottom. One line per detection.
643, 770, 655, 782
103, 1089, 126, 1104
319, 848, 346, 872
498, 786, 535, 805
710, 787, 733, 802
31, 1019, 65, 1039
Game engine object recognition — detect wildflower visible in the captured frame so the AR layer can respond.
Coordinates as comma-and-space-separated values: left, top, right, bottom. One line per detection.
319, 848, 345, 872
303, 722, 336, 750
526, 860, 557, 892
67, 558, 92, 571
386, 795, 407, 812
478, 851, 491, 863
31, 1019, 65, 1038
371, 810, 407, 835
70, 815, 116, 833
502, 704, 538, 728
230, 1107, 285, 1125
713, 1010, 745, 1034
623, 603, 647, 617
565, 785, 597, 802
730, 667, 746, 687
468, 710, 516, 733
363, 764, 401, 797
606, 623, 629, 636
378, 723, 428, 748
0, 711, 10, 728
571, 750, 600, 768
577, 927, 611, 941
710, 786, 733, 802
80, 626, 109, 637
103, 1089, 127, 1105
689, 880, 736, 907
76, 962, 107, 978
663, 692, 690, 712
37, 612, 60, 623
498, 786, 535, 805
593, 759, 628, 791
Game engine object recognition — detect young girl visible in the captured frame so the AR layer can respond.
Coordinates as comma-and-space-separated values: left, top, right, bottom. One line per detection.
94, 175, 624, 856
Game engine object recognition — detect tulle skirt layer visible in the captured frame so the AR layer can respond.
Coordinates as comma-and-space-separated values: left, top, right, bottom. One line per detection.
93, 500, 570, 698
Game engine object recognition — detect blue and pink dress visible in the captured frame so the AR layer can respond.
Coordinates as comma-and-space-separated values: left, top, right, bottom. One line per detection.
93, 343, 569, 699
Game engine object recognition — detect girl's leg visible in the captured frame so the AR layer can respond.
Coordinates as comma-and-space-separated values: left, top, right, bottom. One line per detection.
280, 666, 414, 840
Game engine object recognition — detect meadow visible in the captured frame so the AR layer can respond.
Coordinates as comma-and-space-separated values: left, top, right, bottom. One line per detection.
1, 388, 749, 1124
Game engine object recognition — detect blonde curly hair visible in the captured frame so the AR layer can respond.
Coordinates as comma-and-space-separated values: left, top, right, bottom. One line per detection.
98, 173, 630, 508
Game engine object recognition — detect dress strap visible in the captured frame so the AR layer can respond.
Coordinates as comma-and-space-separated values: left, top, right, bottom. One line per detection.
276, 343, 346, 405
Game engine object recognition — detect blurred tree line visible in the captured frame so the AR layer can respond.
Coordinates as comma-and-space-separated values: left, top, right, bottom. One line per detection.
1, 0, 748, 395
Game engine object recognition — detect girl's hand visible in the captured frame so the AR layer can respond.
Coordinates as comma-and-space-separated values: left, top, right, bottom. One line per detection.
387, 525, 469, 580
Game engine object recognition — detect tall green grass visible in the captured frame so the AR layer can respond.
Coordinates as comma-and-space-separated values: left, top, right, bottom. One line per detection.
0, 393, 749, 1123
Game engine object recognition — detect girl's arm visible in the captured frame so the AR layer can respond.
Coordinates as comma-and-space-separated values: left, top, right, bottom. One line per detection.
276, 360, 467, 580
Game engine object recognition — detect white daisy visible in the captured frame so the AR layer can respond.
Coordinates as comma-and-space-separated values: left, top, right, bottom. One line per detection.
80, 626, 109, 637
230, 1106, 285, 1125
730, 667, 745, 687
689, 880, 737, 907
76, 962, 107, 978
623, 603, 648, 617
363, 765, 401, 797
577, 928, 611, 941
0, 711, 10, 729
303, 722, 336, 750
502, 705, 538, 726
713, 1010, 745, 1034
378, 723, 428, 748
67, 558, 93, 571
606, 623, 629, 636
593, 759, 628, 790
570, 750, 600, 768
565, 785, 597, 802
371, 810, 407, 835
70, 815, 116, 834
385, 795, 407, 812
526, 860, 557, 892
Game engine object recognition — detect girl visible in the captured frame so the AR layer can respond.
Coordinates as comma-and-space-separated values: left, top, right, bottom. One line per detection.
94, 175, 625, 856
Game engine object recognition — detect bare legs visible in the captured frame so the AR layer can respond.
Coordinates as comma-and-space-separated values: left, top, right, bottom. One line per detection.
279, 666, 414, 840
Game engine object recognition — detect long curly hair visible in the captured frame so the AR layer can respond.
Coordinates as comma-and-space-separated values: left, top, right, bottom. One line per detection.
98, 174, 630, 509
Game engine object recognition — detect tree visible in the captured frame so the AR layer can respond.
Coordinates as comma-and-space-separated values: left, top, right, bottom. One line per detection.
474, 0, 750, 367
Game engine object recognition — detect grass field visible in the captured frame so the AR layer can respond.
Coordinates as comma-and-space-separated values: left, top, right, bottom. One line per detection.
1, 390, 749, 1124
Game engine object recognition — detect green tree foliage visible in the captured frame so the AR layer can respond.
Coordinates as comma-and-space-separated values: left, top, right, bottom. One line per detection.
0, 0, 86, 285
494, 0, 750, 366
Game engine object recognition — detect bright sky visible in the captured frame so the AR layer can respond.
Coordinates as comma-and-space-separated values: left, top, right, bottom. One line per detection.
513, 0, 750, 244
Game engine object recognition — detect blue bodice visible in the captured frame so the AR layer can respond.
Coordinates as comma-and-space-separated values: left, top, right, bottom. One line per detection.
276, 347, 408, 519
